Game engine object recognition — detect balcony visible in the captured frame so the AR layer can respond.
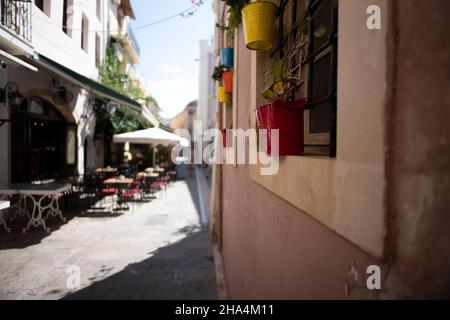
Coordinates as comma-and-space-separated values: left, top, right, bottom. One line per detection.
0, 0, 32, 43
110, 18, 140, 65
117, 26, 140, 65
127, 27, 140, 61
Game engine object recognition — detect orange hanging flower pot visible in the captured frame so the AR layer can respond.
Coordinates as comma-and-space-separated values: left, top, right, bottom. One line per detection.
222, 70, 234, 93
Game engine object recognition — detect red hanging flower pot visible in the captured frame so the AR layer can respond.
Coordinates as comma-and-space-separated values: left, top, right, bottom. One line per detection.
255, 99, 306, 156
222, 70, 234, 93
221, 128, 232, 148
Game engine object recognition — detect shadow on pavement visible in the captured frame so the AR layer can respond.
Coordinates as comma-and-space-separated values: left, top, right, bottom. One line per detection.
0, 195, 129, 250
62, 227, 217, 300
176, 164, 203, 224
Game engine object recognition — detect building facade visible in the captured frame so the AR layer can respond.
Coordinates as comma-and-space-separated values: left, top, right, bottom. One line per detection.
197, 39, 216, 133
211, 0, 450, 299
171, 100, 198, 136
0, 0, 153, 184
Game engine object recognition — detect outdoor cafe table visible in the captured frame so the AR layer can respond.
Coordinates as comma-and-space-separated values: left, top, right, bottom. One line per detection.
103, 178, 134, 185
96, 167, 118, 174
0, 200, 11, 233
0, 183, 71, 234
102, 178, 135, 211
137, 172, 159, 179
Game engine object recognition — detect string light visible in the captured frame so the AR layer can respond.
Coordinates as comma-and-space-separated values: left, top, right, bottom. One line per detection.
31, 1, 205, 34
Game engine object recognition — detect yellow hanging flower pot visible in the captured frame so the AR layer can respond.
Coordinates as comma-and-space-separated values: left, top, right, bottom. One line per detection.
242, 1, 278, 51
218, 86, 231, 104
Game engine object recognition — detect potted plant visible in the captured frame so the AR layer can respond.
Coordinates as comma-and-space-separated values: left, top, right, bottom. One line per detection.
242, 1, 278, 51
256, 99, 306, 156
216, 0, 249, 40
211, 64, 227, 82
255, 23, 310, 156
212, 65, 232, 103
221, 128, 232, 148
218, 86, 232, 104
222, 69, 234, 93
220, 47, 234, 68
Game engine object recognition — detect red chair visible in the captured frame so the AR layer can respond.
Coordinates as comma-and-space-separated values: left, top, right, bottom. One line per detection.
117, 183, 142, 212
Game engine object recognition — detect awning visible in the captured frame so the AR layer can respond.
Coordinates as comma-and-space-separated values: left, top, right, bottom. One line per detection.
113, 127, 190, 147
0, 49, 37, 72
30, 53, 141, 111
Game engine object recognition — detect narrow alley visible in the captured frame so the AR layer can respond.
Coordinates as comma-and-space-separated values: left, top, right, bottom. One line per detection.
0, 166, 217, 300
0, 0, 449, 305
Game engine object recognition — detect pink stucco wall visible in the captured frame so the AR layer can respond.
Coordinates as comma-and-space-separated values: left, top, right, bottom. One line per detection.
220, 1, 450, 299
220, 26, 375, 300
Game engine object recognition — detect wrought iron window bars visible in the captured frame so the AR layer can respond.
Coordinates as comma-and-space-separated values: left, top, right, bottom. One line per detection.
271, 0, 338, 157
0, 0, 32, 43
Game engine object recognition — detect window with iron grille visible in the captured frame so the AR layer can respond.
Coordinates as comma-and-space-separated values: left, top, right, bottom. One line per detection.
271, 0, 338, 156
0, 0, 32, 42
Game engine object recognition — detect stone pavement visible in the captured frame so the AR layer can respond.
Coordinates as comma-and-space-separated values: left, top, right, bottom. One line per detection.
195, 166, 212, 223
0, 169, 217, 300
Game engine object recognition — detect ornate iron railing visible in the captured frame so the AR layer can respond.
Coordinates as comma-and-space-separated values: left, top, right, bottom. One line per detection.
0, 0, 32, 42
271, 0, 338, 157
127, 27, 140, 59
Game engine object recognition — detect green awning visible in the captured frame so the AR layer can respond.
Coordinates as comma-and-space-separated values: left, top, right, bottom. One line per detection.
31, 53, 141, 111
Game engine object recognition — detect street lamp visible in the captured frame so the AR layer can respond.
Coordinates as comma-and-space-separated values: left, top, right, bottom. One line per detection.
0, 82, 24, 108
106, 101, 117, 114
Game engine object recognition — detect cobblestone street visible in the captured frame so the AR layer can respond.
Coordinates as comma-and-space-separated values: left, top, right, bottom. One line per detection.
0, 167, 217, 300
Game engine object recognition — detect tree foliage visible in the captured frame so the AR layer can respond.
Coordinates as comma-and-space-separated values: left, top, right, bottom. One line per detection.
96, 42, 156, 137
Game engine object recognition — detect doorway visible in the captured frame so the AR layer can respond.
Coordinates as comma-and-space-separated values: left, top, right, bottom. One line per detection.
11, 97, 76, 182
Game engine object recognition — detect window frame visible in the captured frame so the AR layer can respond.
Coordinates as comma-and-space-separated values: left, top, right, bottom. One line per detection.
271, 0, 338, 157
34, 0, 44, 12
35, 0, 51, 17
81, 14, 89, 53
96, 0, 102, 22
62, 0, 70, 35
95, 33, 101, 65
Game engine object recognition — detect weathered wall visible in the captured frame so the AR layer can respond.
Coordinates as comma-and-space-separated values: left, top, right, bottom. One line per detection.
221, 24, 376, 300
219, 1, 450, 299
32, 0, 108, 78
248, 0, 387, 258
383, 0, 450, 299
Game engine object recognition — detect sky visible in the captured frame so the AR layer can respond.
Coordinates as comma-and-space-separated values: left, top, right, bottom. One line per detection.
129, 0, 215, 120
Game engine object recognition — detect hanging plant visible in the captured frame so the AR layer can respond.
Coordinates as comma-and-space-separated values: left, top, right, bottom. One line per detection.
261, 19, 324, 102
211, 64, 228, 82
216, 0, 249, 39
218, 86, 232, 104
242, 1, 278, 51
262, 35, 308, 101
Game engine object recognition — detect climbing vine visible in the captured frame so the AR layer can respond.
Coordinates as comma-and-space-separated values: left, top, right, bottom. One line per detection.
96, 42, 157, 138
216, 0, 249, 39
